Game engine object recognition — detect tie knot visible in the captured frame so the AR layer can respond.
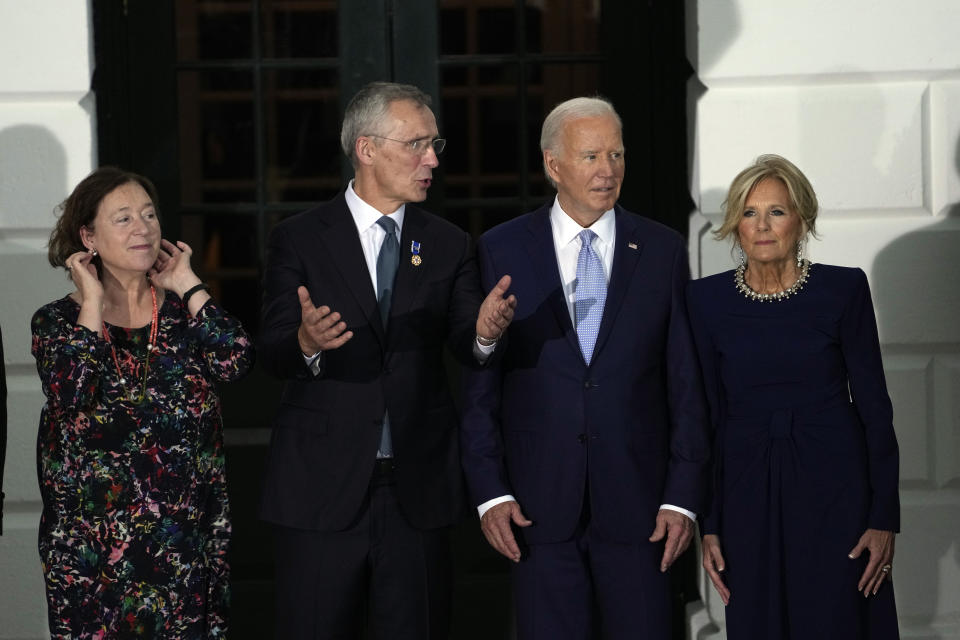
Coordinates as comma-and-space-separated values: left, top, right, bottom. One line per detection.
376, 215, 398, 237
578, 229, 597, 250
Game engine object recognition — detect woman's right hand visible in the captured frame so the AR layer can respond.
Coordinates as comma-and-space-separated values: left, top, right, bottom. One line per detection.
66, 251, 104, 332
702, 534, 731, 605
67, 251, 103, 303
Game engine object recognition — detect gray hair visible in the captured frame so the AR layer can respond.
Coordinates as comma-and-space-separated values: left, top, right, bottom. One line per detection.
540, 96, 622, 188
340, 82, 433, 167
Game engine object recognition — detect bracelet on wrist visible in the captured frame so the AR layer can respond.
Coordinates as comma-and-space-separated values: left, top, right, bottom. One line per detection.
181, 283, 209, 306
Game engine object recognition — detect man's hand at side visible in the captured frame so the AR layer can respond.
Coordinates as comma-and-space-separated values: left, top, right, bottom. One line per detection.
649, 508, 694, 572
480, 500, 532, 563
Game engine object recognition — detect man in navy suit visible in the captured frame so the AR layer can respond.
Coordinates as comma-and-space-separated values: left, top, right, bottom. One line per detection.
259, 82, 514, 639
461, 97, 710, 639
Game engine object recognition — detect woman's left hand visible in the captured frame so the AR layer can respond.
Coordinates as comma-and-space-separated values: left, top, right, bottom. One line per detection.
849, 528, 895, 596
149, 239, 203, 296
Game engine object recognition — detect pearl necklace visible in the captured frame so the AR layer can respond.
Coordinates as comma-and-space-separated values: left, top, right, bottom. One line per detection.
102, 285, 159, 404
734, 260, 810, 302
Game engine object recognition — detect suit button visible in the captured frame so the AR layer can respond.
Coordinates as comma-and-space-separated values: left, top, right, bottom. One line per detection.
583, 380, 592, 389
384, 367, 393, 374
577, 434, 587, 444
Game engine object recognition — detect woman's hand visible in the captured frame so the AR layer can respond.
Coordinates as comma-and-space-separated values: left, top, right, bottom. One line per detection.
66, 250, 104, 332
702, 534, 730, 605
849, 528, 895, 596
67, 250, 103, 304
149, 239, 203, 296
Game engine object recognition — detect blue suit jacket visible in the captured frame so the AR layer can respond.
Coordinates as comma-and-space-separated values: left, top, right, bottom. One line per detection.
460, 203, 710, 545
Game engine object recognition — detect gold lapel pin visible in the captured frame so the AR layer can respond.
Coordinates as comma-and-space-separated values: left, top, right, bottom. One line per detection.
410, 240, 422, 266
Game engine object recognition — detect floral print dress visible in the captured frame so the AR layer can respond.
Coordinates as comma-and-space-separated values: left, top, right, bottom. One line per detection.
31, 292, 254, 639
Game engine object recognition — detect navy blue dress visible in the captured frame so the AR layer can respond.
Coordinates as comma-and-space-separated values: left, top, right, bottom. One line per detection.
686, 264, 900, 639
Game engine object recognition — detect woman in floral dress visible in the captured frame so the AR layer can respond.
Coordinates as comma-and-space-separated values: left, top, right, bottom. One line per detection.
31, 167, 254, 638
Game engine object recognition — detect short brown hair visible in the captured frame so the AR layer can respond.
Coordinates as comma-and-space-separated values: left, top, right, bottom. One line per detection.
714, 154, 819, 243
48, 167, 159, 270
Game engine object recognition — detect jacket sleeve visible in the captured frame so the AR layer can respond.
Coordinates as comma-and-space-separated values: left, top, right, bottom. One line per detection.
660, 242, 712, 516
259, 221, 321, 381
191, 299, 256, 383
685, 282, 724, 535
31, 303, 108, 412
840, 269, 900, 532
459, 236, 513, 507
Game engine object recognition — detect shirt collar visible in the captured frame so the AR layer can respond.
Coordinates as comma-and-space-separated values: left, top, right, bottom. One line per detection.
345, 180, 406, 233
549, 196, 616, 248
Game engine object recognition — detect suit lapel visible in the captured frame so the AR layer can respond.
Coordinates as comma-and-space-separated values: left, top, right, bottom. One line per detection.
389, 207, 429, 331
524, 206, 583, 359
315, 194, 386, 346
592, 206, 643, 360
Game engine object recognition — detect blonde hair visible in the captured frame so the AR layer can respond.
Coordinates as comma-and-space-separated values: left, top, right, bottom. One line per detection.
714, 154, 819, 244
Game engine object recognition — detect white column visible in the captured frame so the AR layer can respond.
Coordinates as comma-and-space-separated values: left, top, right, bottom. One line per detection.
686, 2, 960, 639
0, 1, 96, 638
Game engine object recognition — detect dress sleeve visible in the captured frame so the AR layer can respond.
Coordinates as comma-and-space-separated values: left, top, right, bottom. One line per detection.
191, 299, 256, 383
30, 302, 108, 411
840, 269, 900, 532
685, 283, 724, 535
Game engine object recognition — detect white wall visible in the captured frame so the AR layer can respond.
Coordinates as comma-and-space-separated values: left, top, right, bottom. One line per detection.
0, 0, 96, 637
686, 1, 960, 639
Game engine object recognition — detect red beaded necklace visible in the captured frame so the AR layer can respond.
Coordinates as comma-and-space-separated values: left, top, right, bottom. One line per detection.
102, 284, 159, 405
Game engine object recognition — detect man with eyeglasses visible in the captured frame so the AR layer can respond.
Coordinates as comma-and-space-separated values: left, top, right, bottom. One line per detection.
259, 81, 515, 639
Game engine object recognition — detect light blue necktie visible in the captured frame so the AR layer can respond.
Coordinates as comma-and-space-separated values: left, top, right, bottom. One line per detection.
375, 216, 399, 457
574, 229, 607, 365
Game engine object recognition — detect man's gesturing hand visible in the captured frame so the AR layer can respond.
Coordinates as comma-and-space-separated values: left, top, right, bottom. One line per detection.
476, 275, 517, 341
296, 286, 353, 355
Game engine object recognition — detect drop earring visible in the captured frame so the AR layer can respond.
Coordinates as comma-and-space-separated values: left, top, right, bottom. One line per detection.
796, 240, 802, 268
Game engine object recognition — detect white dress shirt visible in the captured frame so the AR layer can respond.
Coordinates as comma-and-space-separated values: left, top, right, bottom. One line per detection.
477, 197, 695, 523
304, 181, 405, 369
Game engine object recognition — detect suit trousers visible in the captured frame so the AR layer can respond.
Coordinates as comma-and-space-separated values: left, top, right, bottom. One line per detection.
511, 499, 670, 640
273, 461, 452, 640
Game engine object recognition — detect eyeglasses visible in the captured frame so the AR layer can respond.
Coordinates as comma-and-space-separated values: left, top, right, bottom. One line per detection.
369, 135, 446, 156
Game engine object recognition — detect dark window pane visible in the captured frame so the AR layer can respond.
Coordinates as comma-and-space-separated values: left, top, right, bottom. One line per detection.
180, 212, 261, 329
178, 71, 257, 205
532, 62, 602, 113
439, 7, 466, 55
262, 0, 338, 58
175, 0, 253, 61
478, 96, 518, 174
526, 0, 600, 54
476, 8, 515, 54
263, 69, 343, 203
438, 95, 469, 176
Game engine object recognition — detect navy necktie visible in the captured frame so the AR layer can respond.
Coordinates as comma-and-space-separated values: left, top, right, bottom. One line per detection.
375, 216, 399, 326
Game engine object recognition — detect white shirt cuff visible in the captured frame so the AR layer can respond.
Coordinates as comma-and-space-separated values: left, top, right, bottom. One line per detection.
303, 351, 322, 376
477, 494, 516, 519
660, 503, 697, 522
473, 337, 496, 363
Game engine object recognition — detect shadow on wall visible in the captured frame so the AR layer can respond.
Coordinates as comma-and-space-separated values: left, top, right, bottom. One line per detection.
0, 125, 68, 230
0, 124, 68, 638
870, 132, 960, 640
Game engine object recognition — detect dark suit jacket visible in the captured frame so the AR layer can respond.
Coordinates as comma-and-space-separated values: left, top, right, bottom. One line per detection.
259, 192, 482, 532
460, 203, 710, 545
